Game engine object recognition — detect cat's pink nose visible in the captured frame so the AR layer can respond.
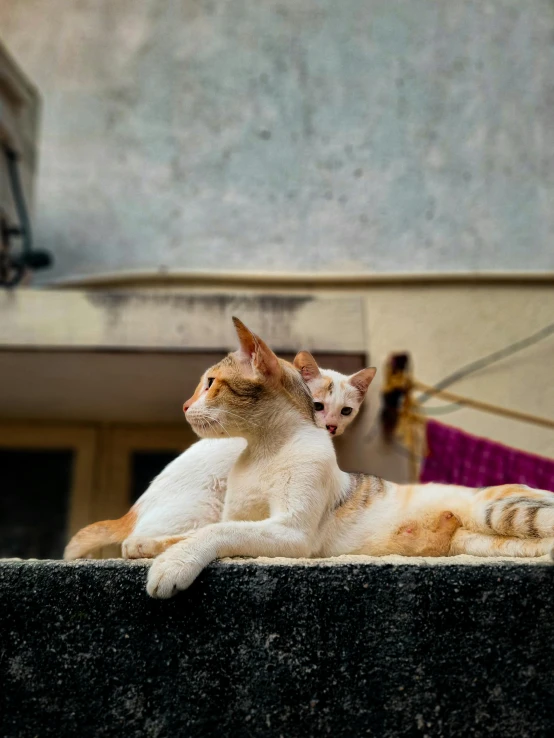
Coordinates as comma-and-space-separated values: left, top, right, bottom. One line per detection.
326, 425, 337, 435
183, 393, 196, 414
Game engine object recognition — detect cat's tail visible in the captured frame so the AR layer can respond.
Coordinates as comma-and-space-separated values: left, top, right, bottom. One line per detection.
63, 509, 136, 560
472, 485, 554, 539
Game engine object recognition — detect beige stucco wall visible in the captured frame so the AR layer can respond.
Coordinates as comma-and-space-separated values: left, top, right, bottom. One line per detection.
342, 283, 554, 480
1, 281, 553, 482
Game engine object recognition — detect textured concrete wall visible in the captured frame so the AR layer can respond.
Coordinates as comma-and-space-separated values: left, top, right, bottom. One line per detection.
1, 1, 553, 281
1, 558, 554, 737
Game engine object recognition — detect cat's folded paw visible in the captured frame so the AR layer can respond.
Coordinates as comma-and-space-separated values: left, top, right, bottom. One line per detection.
122, 536, 164, 559
147, 553, 203, 598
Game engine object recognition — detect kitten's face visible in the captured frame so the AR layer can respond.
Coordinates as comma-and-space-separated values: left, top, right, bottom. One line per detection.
294, 353, 376, 437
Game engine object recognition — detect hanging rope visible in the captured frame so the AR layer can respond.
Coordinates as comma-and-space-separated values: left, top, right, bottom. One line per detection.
412, 380, 554, 431
380, 353, 554, 482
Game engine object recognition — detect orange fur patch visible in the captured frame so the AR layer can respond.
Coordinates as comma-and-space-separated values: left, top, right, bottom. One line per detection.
392, 511, 460, 556
124, 534, 186, 559
64, 508, 137, 560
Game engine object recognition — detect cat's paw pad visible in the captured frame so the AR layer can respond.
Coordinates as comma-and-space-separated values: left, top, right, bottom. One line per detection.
122, 537, 163, 559
147, 555, 202, 598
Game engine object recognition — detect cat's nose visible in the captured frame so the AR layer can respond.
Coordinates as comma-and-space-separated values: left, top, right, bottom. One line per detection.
183, 395, 195, 413
326, 425, 337, 435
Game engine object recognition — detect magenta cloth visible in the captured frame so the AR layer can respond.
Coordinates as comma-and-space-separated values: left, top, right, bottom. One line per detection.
420, 420, 554, 492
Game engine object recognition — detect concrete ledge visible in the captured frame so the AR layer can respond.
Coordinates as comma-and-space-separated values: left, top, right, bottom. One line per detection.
1, 558, 554, 737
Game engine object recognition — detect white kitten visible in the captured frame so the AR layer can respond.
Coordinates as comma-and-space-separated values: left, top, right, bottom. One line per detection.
294, 352, 376, 436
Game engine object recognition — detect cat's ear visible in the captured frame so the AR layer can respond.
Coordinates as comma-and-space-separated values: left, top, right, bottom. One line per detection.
293, 351, 321, 382
233, 316, 257, 358
232, 317, 281, 381
349, 367, 377, 397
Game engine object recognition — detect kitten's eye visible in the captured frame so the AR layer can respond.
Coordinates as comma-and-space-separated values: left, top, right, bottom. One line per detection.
207, 378, 215, 388
341, 407, 353, 416
314, 402, 324, 412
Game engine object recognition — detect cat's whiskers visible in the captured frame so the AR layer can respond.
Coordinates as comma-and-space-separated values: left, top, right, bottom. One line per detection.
211, 417, 231, 438
197, 409, 232, 438
203, 416, 222, 438
219, 408, 262, 428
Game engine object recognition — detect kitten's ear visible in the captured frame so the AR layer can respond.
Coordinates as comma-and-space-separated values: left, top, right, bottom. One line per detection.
349, 367, 377, 397
293, 351, 321, 382
232, 317, 281, 381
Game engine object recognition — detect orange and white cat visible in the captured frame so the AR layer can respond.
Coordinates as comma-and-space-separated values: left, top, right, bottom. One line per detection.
64, 353, 375, 560
140, 318, 554, 598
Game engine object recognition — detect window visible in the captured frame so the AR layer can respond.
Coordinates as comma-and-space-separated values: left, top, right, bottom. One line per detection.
0, 424, 96, 559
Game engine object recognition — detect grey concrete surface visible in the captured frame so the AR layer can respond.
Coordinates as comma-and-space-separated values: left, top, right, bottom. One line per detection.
1, 558, 554, 737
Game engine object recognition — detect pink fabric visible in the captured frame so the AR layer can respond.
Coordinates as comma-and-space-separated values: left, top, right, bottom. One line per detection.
420, 420, 554, 492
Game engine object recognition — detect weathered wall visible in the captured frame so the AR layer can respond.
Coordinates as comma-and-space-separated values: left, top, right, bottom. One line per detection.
1, 1, 553, 281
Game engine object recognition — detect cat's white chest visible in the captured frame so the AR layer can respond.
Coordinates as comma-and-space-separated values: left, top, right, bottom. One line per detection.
223, 461, 273, 522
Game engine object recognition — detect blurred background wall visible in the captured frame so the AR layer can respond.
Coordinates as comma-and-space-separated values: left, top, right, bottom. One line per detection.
1, 0, 553, 282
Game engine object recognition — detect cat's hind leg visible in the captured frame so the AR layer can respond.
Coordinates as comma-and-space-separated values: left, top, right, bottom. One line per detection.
450, 528, 554, 558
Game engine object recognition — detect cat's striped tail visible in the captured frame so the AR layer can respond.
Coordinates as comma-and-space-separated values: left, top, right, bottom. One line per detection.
471, 485, 554, 539
63, 510, 136, 560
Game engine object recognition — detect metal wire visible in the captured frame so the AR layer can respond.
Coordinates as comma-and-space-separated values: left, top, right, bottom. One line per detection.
417, 321, 554, 404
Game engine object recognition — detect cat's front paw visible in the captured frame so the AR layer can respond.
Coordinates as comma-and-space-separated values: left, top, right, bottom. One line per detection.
122, 536, 164, 559
147, 551, 203, 598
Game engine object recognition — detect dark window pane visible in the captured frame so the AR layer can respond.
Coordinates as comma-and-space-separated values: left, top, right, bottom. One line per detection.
130, 451, 181, 504
0, 449, 72, 559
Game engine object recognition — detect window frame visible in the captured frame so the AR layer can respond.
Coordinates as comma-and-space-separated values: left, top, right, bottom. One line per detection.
0, 422, 97, 542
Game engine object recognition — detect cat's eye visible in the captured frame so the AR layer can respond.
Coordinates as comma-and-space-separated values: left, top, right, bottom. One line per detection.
341, 407, 353, 416
207, 378, 215, 388
314, 402, 324, 411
